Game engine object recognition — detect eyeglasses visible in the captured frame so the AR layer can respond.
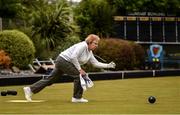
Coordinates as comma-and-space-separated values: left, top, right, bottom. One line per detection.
92, 42, 98, 46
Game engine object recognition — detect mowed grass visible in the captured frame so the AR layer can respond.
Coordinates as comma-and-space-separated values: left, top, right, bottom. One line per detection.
0, 76, 180, 114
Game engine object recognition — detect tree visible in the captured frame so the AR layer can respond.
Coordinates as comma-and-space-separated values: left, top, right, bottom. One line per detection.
20, 0, 79, 58
106, 0, 142, 15
107, 0, 180, 16
75, 0, 115, 38
0, 0, 21, 18
29, 0, 75, 50
0, 0, 22, 30
164, 0, 180, 16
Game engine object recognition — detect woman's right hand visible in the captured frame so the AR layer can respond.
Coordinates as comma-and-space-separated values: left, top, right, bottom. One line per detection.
79, 69, 86, 76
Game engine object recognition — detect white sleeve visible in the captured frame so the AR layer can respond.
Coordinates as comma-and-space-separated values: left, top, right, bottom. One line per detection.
70, 44, 85, 71
89, 54, 110, 68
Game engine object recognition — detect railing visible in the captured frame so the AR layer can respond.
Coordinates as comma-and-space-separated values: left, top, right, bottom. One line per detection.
28, 58, 55, 73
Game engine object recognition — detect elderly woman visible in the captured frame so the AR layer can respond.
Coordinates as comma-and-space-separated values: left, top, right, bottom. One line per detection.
23, 34, 116, 103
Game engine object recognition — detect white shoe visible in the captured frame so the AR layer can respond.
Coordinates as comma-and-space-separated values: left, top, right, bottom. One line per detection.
23, 87, 32, 102
71, 97, 88, 103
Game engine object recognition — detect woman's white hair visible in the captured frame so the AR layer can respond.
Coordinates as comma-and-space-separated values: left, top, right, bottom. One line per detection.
85, 34, 100, 44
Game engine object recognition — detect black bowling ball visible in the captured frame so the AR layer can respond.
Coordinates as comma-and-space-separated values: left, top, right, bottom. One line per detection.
148, 96, 156, 104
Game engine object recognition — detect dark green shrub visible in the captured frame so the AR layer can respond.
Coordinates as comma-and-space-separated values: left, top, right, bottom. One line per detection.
94, 38, 145, 70
0, 30, 35, 69
130, 42, 145, 69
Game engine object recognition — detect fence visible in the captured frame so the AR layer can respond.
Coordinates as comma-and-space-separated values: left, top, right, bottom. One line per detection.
114, 16, 180, 44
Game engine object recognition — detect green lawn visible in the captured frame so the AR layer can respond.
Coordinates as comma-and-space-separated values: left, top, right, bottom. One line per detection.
0, 76, 180, 114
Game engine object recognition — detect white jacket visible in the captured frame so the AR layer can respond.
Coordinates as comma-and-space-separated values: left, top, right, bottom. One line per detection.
59, 41, 111, 70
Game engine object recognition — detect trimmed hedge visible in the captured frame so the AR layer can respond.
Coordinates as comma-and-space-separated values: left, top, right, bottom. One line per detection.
94, 38, 145, 70
0, 30, 35, 69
